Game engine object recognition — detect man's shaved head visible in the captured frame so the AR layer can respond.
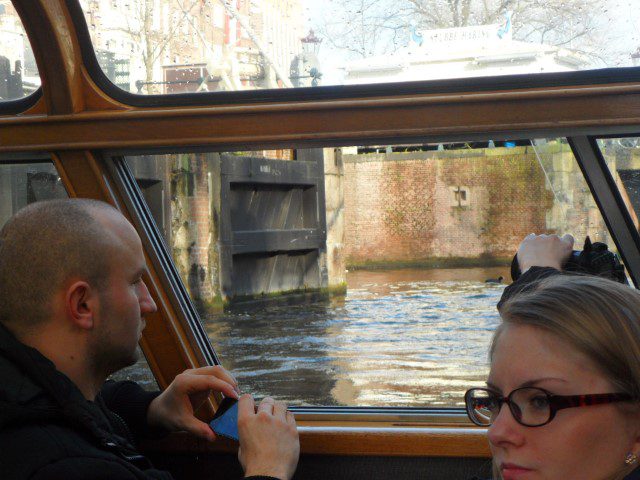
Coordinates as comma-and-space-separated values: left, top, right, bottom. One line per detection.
0, 199, 122, 332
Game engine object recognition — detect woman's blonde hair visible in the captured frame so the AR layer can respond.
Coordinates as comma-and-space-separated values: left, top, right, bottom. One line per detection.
492, 274, 640, 480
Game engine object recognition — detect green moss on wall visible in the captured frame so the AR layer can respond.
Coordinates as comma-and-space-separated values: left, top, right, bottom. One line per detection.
222, 283, 347, 309
347, 256, 511, 270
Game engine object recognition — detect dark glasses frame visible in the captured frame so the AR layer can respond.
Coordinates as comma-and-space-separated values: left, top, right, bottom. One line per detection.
465, 386, 634, 427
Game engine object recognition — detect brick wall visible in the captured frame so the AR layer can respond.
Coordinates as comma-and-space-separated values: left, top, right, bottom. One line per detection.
344, 154, 438, 263
131, 144, 615, 302
170, 152, 218, 302
343, 146, 606, 267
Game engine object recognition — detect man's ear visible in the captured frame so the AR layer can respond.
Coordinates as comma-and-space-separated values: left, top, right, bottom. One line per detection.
66, 281, 97, 330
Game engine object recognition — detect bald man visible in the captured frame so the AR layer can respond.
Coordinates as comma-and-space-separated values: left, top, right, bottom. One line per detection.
0, 199, 299, 480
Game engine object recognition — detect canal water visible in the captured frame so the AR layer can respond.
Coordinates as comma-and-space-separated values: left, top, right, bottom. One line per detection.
203, 266, 508, 407
117, 266, 509, 407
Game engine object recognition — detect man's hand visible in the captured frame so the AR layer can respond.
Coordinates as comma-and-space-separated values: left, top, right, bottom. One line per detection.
517, 233, 574, 273
238, 395, 299, 480
147, 365, 239, 441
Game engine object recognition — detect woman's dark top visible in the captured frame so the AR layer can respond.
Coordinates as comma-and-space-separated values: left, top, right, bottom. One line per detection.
497, 266, 561, 309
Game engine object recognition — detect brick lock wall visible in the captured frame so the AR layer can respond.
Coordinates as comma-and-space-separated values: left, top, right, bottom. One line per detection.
344, 155, 438, 263
188, 154, 215, 299
129, 144, 622, 303
131, 145, 617, 302
170, 153, 217, 302
344, 148, 555, 266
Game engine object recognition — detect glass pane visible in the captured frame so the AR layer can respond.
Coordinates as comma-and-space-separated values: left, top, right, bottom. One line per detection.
77, 0, 640, 95
0, 2, 40, 101
597, 136, 640, 239
124, 139, 616, 406
0, 160, 158, 390
0, 162, 68, 227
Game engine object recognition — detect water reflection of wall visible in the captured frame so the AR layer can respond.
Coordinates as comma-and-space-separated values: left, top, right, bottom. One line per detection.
344, 144, 611, 267
203, 297, 345, 405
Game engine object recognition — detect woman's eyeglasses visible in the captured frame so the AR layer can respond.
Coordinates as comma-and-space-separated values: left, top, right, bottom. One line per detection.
464, 387, 634, 427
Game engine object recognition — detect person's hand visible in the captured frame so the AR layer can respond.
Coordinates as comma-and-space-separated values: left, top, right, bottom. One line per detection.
237, 395, 299, 480
147, 365, 239, 441
517, 233, 574, 273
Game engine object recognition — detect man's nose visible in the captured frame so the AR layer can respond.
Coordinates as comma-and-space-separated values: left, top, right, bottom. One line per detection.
140, 280, 158, 314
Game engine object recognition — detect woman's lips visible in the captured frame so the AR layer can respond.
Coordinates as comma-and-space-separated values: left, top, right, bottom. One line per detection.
501, 463, 533, 479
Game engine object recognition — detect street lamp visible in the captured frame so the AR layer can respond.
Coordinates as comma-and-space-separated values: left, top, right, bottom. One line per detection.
290, 30, 322, 87
301, 29, 322, 55
298, 29, 322, 87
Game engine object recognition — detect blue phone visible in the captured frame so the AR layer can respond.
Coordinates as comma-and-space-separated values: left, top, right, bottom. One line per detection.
209, 397, 239, 441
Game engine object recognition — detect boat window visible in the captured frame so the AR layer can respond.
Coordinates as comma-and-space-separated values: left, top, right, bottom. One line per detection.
74, 0, 639, 96
123, 138, 619, 407
0, 2, 39, 102
597, 136, 640, 235
0, 159, 158, 390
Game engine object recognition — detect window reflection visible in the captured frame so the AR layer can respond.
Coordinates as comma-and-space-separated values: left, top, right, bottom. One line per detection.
598, 137, 640, 232
0, 162, 66, 227
0, 1, 40, 101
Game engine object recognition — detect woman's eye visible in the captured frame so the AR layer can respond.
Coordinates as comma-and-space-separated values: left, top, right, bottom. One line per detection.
529, 395, 550, 410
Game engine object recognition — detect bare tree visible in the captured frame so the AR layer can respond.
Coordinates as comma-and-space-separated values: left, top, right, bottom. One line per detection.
317, 0, 411, 58
114, 0, 202, 94
315, 0, 619, 65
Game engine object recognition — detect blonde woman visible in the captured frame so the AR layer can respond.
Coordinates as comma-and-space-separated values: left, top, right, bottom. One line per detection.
466, 236, 640, 480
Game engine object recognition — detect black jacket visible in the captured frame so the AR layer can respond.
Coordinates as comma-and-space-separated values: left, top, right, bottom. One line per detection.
0, 323, 279, 480
497, 266, 561, 310
0, 322, 174, 479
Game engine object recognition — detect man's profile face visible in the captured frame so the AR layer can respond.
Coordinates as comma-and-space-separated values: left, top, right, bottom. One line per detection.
89, 211, 157, 376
